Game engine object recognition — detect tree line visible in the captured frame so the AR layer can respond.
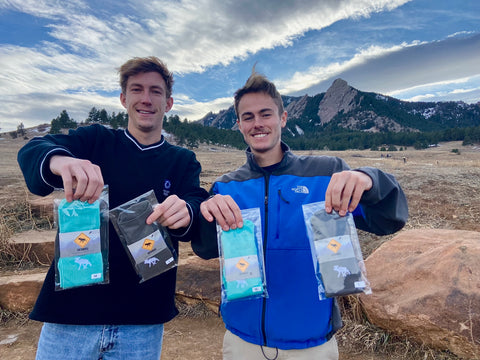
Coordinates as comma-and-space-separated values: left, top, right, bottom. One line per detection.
6, 108, 479, 151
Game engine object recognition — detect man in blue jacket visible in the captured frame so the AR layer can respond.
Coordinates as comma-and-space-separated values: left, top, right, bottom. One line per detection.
17, 56, 209, 360
196, 70, 408, 359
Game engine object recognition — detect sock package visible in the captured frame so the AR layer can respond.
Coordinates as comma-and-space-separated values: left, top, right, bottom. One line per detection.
110, 190, 177, 283
218, 207, 267, 303
303, 202, 370, 299
55, 188, 109, 290
221, 220, 264, 300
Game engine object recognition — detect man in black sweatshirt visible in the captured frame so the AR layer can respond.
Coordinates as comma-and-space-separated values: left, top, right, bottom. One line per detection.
17, 56, 209, 360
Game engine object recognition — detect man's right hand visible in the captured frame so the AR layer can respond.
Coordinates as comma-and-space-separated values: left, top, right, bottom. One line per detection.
200, 194, 243, 231
50, 155, 104, 203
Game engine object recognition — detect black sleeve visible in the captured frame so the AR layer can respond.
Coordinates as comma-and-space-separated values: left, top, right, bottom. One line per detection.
191, 188, 220, 260
17, 125, 107, 196
168, 150, 209, 242
17, 132, 82, 196
192, 214, 219, 259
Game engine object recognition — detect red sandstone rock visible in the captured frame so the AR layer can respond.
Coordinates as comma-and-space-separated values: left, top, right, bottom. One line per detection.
0, 272, 46, 312
360, 229, 480, 359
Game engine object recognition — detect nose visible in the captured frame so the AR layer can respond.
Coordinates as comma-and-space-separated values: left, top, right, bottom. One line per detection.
253, 115, 265, 127
141, 91, 152, 104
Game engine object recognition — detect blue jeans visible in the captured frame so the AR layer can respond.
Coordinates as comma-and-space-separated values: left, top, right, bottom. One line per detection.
35, 323, 164, 360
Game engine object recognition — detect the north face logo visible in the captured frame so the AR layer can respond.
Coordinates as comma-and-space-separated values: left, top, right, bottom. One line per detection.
291, 185, 309, 194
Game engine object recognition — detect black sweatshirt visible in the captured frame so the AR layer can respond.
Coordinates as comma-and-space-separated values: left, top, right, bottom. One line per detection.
17, 124, 209, 325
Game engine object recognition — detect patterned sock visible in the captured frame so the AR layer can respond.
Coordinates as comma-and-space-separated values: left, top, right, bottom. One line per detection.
57, 253, 104, 289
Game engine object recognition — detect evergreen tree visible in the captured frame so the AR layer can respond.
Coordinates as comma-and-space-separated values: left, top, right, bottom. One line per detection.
50, 110, 77, 134
86, 107, 101, 123
17, 122, 26, 137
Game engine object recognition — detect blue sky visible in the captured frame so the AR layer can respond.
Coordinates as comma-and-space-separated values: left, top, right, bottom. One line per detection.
0, 0, 479, 132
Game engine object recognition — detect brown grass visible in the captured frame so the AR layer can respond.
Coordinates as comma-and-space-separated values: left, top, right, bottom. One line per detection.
1, 129, 479, 359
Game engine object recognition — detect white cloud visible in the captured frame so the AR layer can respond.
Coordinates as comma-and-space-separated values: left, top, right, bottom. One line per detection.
172, 95, 233, 121
389, 75, 480, 104
1, 0, 412, 132
285, 33, 480, 101
275, 41, 420, 94
3, 0, 480, 134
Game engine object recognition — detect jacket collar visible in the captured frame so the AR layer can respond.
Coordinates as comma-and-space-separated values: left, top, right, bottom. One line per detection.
245, 141, 293, 172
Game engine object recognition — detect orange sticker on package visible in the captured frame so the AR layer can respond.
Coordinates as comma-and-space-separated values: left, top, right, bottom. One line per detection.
327, 239, 341, 253
74, 233, 91, 248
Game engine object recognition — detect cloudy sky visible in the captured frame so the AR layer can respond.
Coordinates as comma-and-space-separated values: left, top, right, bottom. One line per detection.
1, 0, 479, 132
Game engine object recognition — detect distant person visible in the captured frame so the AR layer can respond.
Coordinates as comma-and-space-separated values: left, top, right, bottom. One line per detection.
17, 56, 209, 360
194, 70, 408, 359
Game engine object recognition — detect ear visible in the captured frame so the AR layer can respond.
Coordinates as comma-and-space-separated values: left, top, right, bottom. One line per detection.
237, 118, 244, 132
165, 97, 174, 112
280, 111, 287, 128
120, 93, 127, 109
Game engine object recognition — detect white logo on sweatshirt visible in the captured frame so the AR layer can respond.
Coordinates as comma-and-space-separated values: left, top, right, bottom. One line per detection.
291, 185, 309, 194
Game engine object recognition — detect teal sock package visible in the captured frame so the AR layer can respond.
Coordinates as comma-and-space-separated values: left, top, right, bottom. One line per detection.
56, 195, 107, 290
220, 219, 265, 301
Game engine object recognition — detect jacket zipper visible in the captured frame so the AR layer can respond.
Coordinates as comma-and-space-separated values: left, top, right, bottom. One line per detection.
261, 173, 270, 346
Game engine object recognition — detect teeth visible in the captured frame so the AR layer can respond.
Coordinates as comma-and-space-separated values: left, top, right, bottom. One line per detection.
138, 110, 152, 114
253, 134, 267, 138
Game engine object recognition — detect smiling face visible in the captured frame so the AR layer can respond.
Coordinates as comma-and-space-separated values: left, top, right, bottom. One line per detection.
237, 92, 287, 166
120, 71, 173, 144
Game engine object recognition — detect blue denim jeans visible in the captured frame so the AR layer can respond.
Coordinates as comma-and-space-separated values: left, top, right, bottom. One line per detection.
35, 323, 164, 360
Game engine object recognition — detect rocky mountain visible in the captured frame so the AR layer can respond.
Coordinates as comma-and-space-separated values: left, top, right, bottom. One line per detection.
197, 79, 480, 135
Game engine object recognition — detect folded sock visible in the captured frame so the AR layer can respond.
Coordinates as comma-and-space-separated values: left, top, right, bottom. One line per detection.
117, 200, 158, 245
309, 209, 347, 239
221, 220, 264, 300
135, 248, 176, 282
320, 258, 362, 297
58, 199, 101, 233
57, 253, 104, 289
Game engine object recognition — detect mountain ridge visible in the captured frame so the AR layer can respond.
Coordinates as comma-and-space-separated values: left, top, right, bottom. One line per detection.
197, 79, 480, 135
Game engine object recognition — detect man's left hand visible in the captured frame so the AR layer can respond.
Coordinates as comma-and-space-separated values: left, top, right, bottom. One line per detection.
325, 170, 373, 216
146, 195, 190, 229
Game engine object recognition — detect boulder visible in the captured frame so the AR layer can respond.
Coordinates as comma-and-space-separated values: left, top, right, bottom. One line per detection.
360, 229, 480, 359
0, 272, 46, 312
9, 229, 55, 265
0, 234, 221, 314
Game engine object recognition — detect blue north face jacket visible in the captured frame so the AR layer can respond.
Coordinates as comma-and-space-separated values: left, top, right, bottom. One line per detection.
195, 142, 408, 350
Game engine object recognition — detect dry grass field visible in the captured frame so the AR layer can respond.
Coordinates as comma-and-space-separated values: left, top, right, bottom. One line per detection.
1, 127, 479, 359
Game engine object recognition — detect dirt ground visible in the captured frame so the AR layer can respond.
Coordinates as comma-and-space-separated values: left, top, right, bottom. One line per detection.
1, 129, 479, 359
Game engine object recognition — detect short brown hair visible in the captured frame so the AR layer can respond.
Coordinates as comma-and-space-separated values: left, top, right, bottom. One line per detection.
234, 68, 284, 119
118, 56, 174, 98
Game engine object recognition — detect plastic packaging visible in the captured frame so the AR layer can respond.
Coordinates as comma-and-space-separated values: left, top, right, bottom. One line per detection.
54, 186, 110, 291
302, 201, 371, 299
110, 190, 177, 282
217, 207, 268, 302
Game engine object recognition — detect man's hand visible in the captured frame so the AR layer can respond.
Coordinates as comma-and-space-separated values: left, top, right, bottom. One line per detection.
146, 195, 191, 230
325, 170, 373, 216
200, 194, 243, 231
50, 155, 104, 203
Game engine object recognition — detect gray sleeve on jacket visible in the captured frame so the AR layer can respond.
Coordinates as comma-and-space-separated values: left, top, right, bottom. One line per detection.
354, 166, 408, 235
